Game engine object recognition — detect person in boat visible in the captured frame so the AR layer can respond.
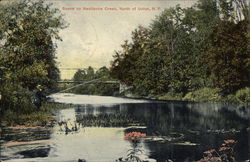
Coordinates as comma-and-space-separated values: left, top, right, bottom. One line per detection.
33, 85, 46, 109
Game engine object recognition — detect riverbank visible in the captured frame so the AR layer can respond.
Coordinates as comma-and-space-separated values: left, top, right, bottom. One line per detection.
0, 102, 69, 127
1, 94, 249, 161
124, 87, 250, 104
1, 87, 249, 127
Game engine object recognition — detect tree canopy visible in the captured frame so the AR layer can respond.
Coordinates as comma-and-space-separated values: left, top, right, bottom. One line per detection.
110, 0, 250, 96
71, 66, 119, 96
0, 0, 67, 112
0, 0, 67, 90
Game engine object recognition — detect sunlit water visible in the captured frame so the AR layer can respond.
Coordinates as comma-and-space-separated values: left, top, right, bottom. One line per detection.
1, 93, 249, 162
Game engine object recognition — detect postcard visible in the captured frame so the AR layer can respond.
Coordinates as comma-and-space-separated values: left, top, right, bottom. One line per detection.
0, 0, 249, 161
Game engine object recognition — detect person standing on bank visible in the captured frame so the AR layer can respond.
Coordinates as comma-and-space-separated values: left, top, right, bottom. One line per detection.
33, 85, 46, 109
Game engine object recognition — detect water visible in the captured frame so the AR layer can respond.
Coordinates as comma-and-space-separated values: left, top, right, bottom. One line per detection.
1, 93, 249, 162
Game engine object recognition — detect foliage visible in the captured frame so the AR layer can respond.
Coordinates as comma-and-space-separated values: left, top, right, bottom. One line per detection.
183, 88, 222, 102
235, 87, 250, 103
157, 87, 249, 103
76, 114, 143, 127
117, 132, 146, 162
71, 84, 119, 96
73, 66, 95, 81
0, 81, 34, 114
0, 0, 67, 112
220, 94, 237, 103
157, 91, 183, 101
0, 0, 66, 90
110, 0, 249, 100
72, 69, 86, 81
0, 102, 65, 126
206, 20, 250, 91
198, 139, 237, 162
71, 66, 119, 96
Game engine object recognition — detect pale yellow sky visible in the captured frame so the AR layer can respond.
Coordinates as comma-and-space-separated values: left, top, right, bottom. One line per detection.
51, 0, 197, 79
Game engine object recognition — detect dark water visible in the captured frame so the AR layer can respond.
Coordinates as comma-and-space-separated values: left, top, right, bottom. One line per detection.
1, 93, 249, 162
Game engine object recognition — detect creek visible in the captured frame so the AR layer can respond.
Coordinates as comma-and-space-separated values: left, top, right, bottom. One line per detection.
1, 93, 249, 161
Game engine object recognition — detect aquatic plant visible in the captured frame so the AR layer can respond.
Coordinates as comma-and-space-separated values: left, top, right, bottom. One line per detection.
58, 121, 80, 135
124, 132, 146, 144
117, 132, 146, 162
197, 139, 237, 162
76, 114, 143, 127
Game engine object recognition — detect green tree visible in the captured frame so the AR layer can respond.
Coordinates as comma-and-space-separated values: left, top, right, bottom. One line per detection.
110, 0, 249, 97
110, 26, 155, 95
71, 66, 119, 96
86, 66, 95, 80
181, 0, 220, 88
95, 66, 110, 79
110, 2, 220, 95
0, 0, 67, 90
73, 69, 86, 81
150, 6, 196, 94
0, 0, 67, 112
206, 20, 250, 91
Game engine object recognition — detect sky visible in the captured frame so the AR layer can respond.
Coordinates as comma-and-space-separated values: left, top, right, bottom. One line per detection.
51, 0, 197, 79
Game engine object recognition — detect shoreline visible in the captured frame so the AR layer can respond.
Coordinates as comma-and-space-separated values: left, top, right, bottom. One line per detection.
119, 93, 249, 105
1, 93, 248, 127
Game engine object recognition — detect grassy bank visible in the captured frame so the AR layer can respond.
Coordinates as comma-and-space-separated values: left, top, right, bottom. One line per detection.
0, 102, 69, 127
123, 87, 250, 104
1, 87, 249, 127
156, 87, 250, 104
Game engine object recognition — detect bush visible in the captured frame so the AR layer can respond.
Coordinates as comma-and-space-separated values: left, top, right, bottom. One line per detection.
0, 102, 63, 126
0, 82, 35, 113
220, 94, 237, 103
235, 87, 250, 104
183, 88, 222, 102
158, 91, 183, 101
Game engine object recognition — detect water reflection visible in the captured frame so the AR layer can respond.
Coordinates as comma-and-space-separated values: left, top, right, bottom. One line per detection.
66, 102, 249, 161
1, 94, 249, 161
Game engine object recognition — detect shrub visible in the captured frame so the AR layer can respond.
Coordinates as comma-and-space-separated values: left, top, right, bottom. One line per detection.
183, 88, 222, 102
235, 87, 250, 104
158, 91, 183, 101
0, 102, 59, 126
220, 94, 237, 103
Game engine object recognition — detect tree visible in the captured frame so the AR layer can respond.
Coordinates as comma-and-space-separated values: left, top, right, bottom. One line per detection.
206, 20, 250, 91
0, 0, 67, 111
86, 66, 95, 80
95, 66, 110, 79
110, 26, 156, 95
217, 0, 250, 22
110, 0, 249, 97
73, 69, 86, 81
71, 66, 119, 96
0, 0, 67, 90
110, 2, 220, 95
